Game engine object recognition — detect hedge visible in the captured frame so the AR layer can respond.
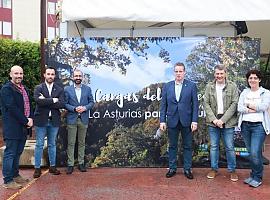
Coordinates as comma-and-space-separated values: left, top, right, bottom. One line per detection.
0, 38, 41, 95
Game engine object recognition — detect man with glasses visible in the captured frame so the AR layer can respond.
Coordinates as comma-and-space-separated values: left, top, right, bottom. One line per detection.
64, 69, 94, 174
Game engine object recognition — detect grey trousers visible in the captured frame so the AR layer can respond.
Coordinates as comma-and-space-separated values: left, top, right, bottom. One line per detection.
67, 118, 88, 166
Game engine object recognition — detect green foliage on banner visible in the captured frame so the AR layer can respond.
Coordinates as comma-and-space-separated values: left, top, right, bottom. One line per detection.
0, 38, 41, 93
260, 61, 270, 72
260, 61, 270, 89
93, 118, 165, 167
186, 37, 260, 91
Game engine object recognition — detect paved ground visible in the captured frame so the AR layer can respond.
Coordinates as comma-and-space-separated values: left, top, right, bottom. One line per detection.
0, 166, 270, 200
0, 137, 269, 200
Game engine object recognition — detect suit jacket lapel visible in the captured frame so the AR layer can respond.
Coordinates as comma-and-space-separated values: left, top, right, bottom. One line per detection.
170, 81, 177, 103
51, 85, 58, 97
42, 83, 50, 97
71, 85, 80, 104
80, 85, 86, 103
179, 79, 187, 102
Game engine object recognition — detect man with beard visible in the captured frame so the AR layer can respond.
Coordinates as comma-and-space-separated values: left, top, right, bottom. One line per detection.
1, 65, 33, 189
64, 69, 94, 174
33, 66, 65, 178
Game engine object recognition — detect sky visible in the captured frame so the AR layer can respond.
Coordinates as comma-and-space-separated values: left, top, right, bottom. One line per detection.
76, 37, 206, 96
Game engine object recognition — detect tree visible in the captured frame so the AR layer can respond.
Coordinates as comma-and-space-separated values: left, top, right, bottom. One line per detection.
93, 119, 164, 167
186, 37, 260, 91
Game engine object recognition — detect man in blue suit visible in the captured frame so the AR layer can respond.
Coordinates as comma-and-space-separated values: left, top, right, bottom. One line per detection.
160, 62, 198, 179
64, 69, 94, 174
1, 65, 33, 189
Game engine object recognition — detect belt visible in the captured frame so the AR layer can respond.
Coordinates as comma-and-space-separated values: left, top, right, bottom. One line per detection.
242, 121, 262, 125
217, 114, 223, 119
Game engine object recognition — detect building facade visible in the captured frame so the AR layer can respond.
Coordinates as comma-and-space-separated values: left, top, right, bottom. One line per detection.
0, 0, 12, 39
0, 0, 59, 41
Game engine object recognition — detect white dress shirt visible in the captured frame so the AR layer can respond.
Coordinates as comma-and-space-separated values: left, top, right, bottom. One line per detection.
175, 81, 183, 102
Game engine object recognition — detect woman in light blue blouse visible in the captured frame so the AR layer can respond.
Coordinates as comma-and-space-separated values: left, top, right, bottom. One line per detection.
238, 69, 270, 188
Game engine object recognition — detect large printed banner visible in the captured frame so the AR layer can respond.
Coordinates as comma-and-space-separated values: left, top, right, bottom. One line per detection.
46, 37, 260, 168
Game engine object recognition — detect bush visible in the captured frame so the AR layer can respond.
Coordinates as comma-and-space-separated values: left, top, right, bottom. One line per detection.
0, 38, 41, 96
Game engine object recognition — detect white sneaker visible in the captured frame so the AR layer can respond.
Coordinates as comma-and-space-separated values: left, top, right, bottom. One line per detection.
248, 180, 262, 188
244, 177, 253, 184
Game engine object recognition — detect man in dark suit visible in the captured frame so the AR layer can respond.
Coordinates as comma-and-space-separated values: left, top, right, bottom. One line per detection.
160, 62, 198, 179
1, 65, 33, 189
33, 66, 65, 178
64, 69, 94, 174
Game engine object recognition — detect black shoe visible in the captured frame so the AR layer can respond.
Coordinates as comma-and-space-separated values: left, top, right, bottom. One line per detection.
166, 169, 176, 178
66, 166, 74, 175
78, 164, 87, 172
49, 166, 61, 175
263, 155, 269, 165
33, 168, 41, 178
184, 170, 194, 179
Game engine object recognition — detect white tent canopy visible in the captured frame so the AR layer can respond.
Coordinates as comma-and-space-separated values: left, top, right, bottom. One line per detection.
62, 0, 270, 22
60, 0, 270, 54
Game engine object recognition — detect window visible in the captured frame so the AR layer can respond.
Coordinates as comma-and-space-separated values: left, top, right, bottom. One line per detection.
0, 21, 2, 34
59, 22, 67, 38
48, 27, 55, 39
56, 27, 59, 37
3, 0, 11, 9
3, 21, 11, 35
48, 2, 56, 15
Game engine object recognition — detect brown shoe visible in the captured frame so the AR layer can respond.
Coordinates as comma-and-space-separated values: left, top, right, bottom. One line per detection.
207, 170, 217, 179
230, 171, 238, 182
14, 175, 30, 184
49, 166, 61, 175
33, 168, 42, 178
3, 181, 23, 189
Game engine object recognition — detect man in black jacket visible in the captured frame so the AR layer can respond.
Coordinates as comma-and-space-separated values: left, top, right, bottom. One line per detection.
1, 65, 33, 189
33, 66, 64, 178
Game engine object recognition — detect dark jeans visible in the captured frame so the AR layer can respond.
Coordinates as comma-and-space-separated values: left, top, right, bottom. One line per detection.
241, 122, 266, 182
168, 122, 193, 171
2, 138, 26, 184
